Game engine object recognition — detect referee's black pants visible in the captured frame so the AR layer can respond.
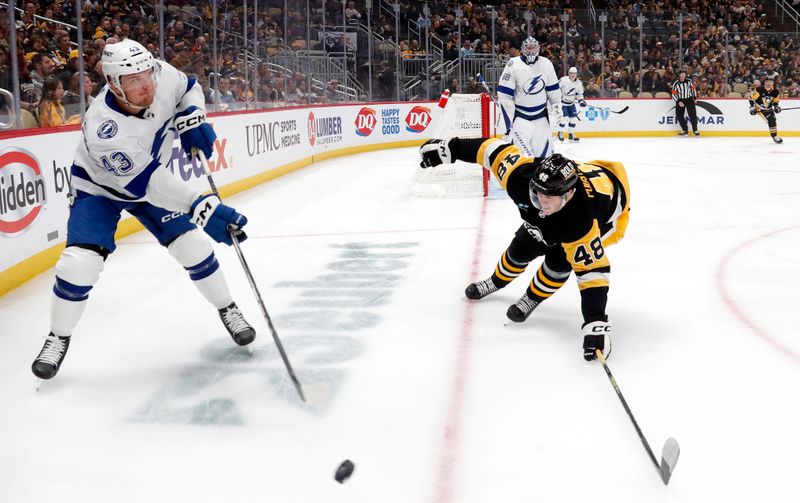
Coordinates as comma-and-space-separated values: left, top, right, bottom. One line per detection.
676, 98, 698, 133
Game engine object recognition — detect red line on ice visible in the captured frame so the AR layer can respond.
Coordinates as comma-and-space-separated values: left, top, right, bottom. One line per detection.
432, 198, 489, 503
715, 224, 800, 364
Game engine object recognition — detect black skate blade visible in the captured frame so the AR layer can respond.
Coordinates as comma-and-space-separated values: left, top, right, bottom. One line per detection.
659, 437, 680, 484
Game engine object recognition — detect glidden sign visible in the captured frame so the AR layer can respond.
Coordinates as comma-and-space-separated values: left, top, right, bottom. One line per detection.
0, 148, 47, 237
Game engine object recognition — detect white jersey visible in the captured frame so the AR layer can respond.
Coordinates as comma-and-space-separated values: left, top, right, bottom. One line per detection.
559, 76, 585, 105
496, 55, 561, 132
71, 60, 205, 213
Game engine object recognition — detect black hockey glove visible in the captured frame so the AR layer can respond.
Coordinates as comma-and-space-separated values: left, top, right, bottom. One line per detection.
578, 99, 587, 107
749, 107, 757, 115
419, 138, 453, 168
582, 319, 612, 361
774, 105, 781, 113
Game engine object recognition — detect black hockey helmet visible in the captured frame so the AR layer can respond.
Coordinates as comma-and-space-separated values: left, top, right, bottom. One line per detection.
529, 154, 579, 198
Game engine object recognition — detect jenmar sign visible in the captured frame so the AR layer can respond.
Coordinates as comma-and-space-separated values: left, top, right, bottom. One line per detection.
0, 148, 47, 237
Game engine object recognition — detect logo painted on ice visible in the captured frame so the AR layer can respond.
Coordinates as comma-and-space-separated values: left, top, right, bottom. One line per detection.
523, 76, 545, 95
405, 106, 432, 133
0, 147, 47, 237
355, 107, 377, 137
97, 119, 118, 139
307, 111, 317, 146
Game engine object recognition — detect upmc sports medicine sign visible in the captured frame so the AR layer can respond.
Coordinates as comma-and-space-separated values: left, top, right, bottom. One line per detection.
0, 148, 47, 237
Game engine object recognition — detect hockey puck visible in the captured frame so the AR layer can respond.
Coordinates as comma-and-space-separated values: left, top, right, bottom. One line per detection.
335, 459, 355, 483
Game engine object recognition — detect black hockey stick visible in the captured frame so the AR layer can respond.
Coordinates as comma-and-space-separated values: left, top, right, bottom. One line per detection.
595, 350, 680, 484
194, 148, 331, 407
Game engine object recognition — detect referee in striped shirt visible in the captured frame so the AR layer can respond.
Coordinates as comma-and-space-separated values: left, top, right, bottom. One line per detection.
672, 70, 699, 136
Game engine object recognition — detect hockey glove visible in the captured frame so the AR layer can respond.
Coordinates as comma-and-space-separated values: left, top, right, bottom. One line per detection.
176, 108, 216, 160
190, 194, 248, 246
551, 103, 563, 122
419, 138, 453, 168
578, 99, 587, 107
582, 319, 612, 361
774, 105, 782, 113
749, 107, 757, 115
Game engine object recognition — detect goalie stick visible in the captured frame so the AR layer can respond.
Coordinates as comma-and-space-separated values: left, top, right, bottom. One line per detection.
595, 349, 680, 484
194, 148, 332, 407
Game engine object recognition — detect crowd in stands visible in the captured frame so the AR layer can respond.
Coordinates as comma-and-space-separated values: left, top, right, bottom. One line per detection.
1, 0, 799, 128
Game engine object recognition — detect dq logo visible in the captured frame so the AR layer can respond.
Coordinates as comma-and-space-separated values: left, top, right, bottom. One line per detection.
355, 107, 377, 137
307, 111, 317, 146
405, 106, 432, 133
0, 147, 48, 237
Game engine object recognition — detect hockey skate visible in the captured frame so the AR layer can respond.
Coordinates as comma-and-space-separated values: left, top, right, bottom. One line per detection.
568, 133, 580, 143
506, 294, 540, 323
677, 131, 688, 137
32, 333, 71, 379
557, 131, 564, 142
773, 135, 783, 144
465, 278, 500, 300
219, 302, 256, 345
693, 131, 700, 137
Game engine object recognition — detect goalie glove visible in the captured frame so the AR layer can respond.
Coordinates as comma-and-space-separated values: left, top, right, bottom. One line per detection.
582, 319, 612, 361
419, 138, 453, 169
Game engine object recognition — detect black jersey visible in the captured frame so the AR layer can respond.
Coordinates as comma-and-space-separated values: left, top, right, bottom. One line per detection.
474, 138, 630, 293
749, 86, 781, 110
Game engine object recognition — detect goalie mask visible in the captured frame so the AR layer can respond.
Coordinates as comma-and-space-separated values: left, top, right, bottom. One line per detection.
520, 37, 540, 64
529, 154, 578, 212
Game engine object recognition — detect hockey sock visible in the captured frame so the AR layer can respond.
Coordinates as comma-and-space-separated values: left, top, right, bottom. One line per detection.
50, 247, 105, 337
492, 250, 529, 287
168, 229, 233, 309
526, 263, 570, 302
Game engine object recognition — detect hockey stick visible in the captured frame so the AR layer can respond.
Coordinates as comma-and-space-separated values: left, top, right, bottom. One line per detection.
589, 105, 629, 115
595, 349, 680, 484
194, 148, 331, 407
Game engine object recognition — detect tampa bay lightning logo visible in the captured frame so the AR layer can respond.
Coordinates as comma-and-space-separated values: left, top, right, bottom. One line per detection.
523, 76, 545, 95
97, 120, 118, 139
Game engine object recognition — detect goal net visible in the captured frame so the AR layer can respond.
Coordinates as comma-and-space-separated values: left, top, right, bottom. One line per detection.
411, 92, 493, 198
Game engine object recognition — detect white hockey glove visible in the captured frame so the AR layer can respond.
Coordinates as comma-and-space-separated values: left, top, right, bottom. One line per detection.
582, 319, 612, 361
419, 138, 453, 168
551, 103, 563, 122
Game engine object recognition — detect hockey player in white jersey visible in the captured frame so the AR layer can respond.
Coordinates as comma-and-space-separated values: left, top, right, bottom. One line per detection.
557, 66, 586, 142
32, 39, 256, 380
496, 37, 562, 158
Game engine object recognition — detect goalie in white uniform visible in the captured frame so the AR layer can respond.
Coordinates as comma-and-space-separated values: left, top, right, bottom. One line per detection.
496, 37, 562, 158
32, 40, 256, 380
557, 67, 586, 142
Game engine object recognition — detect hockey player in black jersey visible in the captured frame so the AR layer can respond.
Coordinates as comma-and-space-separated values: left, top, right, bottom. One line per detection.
420, 137, 631, 361
749, 77, 783, 143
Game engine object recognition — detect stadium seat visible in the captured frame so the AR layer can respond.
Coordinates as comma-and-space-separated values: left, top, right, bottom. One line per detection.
654, 92, 671, 98
618, 91, 634, 98
20, 109, 38, 129
733, 83, 749, 94
727, 92, 743, 98
638, 91, 654, 98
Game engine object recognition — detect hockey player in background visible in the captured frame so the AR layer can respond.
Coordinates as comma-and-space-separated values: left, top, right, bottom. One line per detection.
557, 67, 586, 142
749, 76, 783, 143
420, 137, 630, 361
32, 40, 256, 380
497, 37, 562, 158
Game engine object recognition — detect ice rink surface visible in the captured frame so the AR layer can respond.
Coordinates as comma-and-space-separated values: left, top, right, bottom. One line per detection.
1, 137, 799, 502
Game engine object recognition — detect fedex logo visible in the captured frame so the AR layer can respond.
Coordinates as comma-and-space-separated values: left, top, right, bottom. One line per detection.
169, 137, 230, 181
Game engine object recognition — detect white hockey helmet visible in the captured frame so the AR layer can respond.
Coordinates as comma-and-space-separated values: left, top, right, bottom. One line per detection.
101, 39, 156, 89
568, 66, 578, 75
520, 36, 540, 61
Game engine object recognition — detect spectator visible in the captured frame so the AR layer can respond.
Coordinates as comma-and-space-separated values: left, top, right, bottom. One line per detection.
38, 76, 76, 127
324, 79, 341, 102
377, 60, 394, 100
21, 53, 55, 112
464, 76, 481, 94
62, 72, 95, 118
